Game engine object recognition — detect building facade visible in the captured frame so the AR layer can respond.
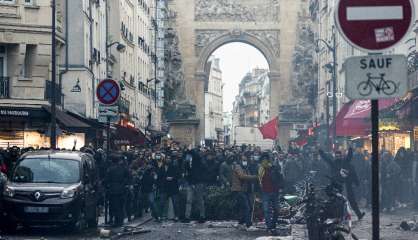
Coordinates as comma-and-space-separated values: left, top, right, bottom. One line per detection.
204, 57, 223, 144
0, 0, 85, 149
62, 0, 107, 119
108, 0, 162, 135
310, 0, 418, 151
233, 68, 270, 128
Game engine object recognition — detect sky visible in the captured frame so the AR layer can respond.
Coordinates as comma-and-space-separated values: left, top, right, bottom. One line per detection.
210, 42, 269, 112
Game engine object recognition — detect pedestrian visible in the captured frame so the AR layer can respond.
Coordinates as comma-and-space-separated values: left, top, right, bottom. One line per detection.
140, 158, 160, 222
283, 154, 302, 194
319, 148, 365, 220
258, 152, 284, 236
219, 154, 234, 189
231, 154, 258, 230
182, 147, 207, 223
104, 154, 130, 227
205, 151, 220, 186
158, 154, 181, 221
394, 148, 413, 205
381, 151, 401, 212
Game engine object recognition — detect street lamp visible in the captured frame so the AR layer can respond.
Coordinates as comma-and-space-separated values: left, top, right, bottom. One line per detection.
107, 41, 126, 53
105, 42, 126, 78
316, 27, 337, 151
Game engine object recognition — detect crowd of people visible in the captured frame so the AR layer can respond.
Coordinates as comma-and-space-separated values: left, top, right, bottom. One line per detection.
1, 142, 418, 235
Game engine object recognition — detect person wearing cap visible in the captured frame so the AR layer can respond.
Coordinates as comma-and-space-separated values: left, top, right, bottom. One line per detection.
258, 152, 284, 236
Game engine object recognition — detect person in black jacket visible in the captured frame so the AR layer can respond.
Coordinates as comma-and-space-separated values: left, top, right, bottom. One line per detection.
204, 151, 219, 186
141, 158, 160, 222
104, 154, 130, 227
183, 148, 206, 223
319, 148, 365, 220
157, 154, 181, 221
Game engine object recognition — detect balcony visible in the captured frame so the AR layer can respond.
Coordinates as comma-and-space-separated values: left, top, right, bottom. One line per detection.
0, 77, 10, 99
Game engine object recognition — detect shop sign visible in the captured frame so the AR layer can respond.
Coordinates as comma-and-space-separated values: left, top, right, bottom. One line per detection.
0, 109, 30, 117
114, 139, 130, 145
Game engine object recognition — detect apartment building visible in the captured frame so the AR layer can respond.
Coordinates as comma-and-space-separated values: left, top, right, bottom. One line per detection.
204, 57, 223, 144
233, 68, 270, 128
0, 0, 83, 149
61, 0, 107, 120
108, 0, 162, 133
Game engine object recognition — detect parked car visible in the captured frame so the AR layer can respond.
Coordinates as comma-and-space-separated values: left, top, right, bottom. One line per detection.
1, 151, 99, 232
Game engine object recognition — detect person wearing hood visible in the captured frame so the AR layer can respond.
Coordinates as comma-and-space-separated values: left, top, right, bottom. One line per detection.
258, 152, 284, 236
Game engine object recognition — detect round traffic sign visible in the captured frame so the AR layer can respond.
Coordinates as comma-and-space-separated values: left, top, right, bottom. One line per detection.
336, 0, 415, 52
96, 79, 121, 105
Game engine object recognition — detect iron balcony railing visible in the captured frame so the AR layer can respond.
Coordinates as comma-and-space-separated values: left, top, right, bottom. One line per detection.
0, 77, 10, 99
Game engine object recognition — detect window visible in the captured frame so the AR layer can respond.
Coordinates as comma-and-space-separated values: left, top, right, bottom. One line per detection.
0, 0, 15, 4
21, 45, 35, 79
24, 0, 34, 5
0, 46, 6, 77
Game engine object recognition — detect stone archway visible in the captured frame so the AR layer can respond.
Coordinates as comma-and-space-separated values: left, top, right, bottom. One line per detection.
168, 0, 302, 146
195, 30, 280, 78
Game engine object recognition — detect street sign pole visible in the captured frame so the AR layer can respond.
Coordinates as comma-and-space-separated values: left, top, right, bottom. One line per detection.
371, 99, 379, 240
104, 116, 110, 224
50, 0, 57, 149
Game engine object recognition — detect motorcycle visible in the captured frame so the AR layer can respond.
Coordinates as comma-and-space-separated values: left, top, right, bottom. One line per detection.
305, 178, 359, 240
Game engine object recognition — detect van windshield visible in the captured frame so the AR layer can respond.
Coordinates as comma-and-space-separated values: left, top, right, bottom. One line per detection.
12, 158, 80, 184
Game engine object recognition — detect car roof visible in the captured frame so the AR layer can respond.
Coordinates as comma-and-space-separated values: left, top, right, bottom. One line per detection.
20, 150, 91, 161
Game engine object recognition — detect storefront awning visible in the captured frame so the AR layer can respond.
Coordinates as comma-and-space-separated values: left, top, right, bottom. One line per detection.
43, 106, 90, 131
66, 111, 106, 130
113, 125, 146, 146
335, 99, 398, 136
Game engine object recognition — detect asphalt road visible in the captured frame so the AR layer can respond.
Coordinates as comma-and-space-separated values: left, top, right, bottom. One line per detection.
2, 209, 418, 240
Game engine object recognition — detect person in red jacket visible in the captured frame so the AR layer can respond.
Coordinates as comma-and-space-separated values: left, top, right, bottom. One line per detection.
258, 152, 284, 236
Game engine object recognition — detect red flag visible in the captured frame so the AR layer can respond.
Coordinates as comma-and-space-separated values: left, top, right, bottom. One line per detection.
258, 117, 278, 140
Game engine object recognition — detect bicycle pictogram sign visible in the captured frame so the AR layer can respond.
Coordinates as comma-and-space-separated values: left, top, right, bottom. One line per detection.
357, 73, 398, 97
96, 79, 120, 105
345, 55, 408, 100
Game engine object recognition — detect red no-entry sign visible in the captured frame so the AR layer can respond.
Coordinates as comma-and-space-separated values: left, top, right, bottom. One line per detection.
336, 0, 415, 52
96, 79, 121, 105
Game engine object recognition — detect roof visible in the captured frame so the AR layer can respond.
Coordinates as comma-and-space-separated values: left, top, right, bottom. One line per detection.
21, 150, 88, 161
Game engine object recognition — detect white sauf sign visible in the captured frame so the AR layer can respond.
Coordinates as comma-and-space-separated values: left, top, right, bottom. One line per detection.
345, 55, 408, 100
